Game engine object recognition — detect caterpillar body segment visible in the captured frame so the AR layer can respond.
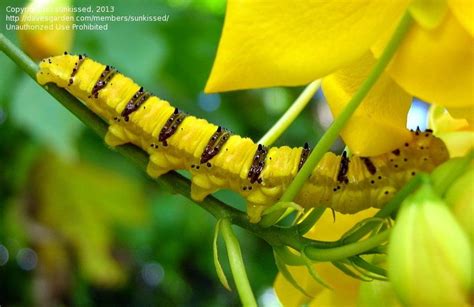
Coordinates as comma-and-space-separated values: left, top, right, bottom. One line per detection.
37, 54, 450, 223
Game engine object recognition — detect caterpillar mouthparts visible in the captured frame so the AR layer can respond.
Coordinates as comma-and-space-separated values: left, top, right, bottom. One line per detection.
37, 54, 450, 223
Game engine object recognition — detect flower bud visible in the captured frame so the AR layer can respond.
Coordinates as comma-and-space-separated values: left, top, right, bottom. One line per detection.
388, 184, 471, 306
444, 167, 474, 244
18, 0, 74, 60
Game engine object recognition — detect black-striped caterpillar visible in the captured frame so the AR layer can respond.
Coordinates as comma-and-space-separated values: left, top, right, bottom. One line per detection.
37, 54, 450, 222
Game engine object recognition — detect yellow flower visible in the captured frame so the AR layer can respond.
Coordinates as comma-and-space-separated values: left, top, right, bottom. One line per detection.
18, 0, 74, 60
205, 0, 473, 156
273, 208, 390, 306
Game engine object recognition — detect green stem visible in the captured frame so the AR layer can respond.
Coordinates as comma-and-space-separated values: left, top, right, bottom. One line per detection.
220, 219, 257, 307
0, 34, 37, 79
305, 230, 390, 261
260, 12, 414, 227
258, 80, 321, 146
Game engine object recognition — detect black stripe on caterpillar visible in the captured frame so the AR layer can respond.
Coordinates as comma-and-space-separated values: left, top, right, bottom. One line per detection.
36, 54, 450, 223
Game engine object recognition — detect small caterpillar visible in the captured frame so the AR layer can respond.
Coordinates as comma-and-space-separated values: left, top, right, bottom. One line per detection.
37, 54, 450, 222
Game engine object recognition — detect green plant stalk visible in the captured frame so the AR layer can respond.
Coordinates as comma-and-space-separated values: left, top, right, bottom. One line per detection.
220, 219, 257, 307
258, 80, 321, 146
305, 230, 390, 261
260, 12, 414, 227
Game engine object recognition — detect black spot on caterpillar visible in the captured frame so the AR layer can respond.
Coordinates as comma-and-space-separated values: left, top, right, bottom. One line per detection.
36, 54, 450, 222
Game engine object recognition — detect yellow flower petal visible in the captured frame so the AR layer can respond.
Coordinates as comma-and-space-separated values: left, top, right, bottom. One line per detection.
437, 130, 474, 157
409, 0, 448, 29
205, 0, 410, 92
448, 0, 474, 36
373, 12, 474, 108
322, 52, 412, 156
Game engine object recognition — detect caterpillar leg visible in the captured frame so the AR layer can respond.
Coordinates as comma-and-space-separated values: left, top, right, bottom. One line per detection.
147, 153, 176, 178
247, 203, 266, 223
146, 161, 172, 178
190, 174, 218, 201
105, 124, 129, 146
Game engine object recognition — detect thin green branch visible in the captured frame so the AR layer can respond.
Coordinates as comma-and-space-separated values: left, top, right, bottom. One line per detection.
260, 12, 414, 226
258, 80, 321, 146
305, 230, 390, 261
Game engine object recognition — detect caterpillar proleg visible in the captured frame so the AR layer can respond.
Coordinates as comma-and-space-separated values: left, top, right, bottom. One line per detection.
37, 54, 450, 222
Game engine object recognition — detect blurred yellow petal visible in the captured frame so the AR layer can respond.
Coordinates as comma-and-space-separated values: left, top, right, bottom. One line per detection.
429, 105, 471, 133
437, 130, 474, 157
429, 105, 474, 157
409, 0, 448, 29
447, 105, 474, 125
205, 0, 410, 93
306, 207, 379, 241
322, 53, 412, 156
34, 155, 148, 287
274, 262, 361, 306
18, 0, 74, 60
374, 12, 474, 108
274, 266, 320, 307
448, 0, 474, 36
308, 263, 360, 306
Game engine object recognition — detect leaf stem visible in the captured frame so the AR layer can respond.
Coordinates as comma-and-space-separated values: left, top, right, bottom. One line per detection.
258, 80, 321, 146
305, 230, 390, 261
220, 219, 257, 307
260, 12, 414, 227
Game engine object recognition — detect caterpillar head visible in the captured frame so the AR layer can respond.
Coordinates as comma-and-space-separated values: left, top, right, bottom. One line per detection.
407, 129, 449, 171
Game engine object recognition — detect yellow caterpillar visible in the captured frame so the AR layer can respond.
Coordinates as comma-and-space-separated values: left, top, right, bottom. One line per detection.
37, 54, 450, 222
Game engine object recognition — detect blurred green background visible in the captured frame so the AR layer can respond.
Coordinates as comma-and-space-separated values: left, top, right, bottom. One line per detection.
0, 0, 327, 305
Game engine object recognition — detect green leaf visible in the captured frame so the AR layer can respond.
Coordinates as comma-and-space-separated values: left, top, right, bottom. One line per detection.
10, 76, 82, 159
296, 207, 325, 235
350, 256, 388, 280
213, 219, 231, 291
331, 261, 370, 282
